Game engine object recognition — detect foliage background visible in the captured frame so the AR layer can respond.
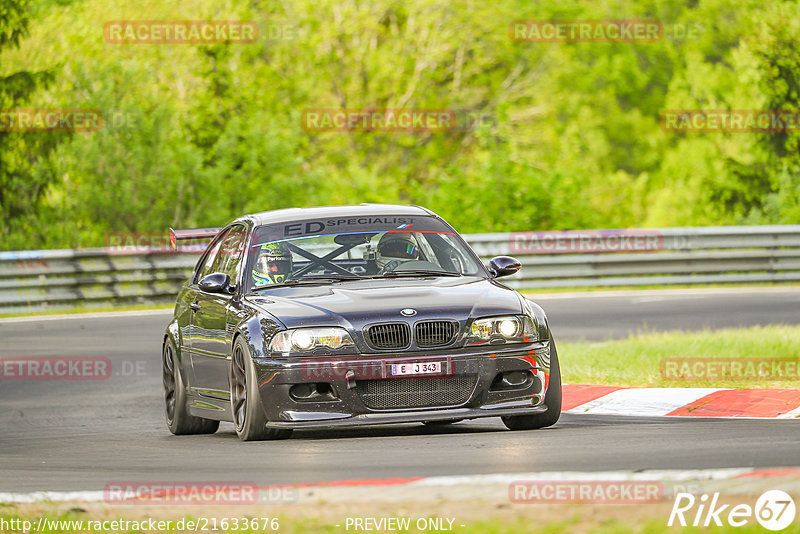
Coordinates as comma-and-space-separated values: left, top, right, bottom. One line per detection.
1, 0, 799, 250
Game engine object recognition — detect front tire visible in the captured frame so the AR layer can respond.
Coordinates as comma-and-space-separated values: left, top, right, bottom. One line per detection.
230, 336, 292, 441
163, 339, 219, 435
502, 338, 562, 431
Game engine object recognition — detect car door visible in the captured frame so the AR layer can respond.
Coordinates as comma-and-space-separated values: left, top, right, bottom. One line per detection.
180, 232, 225, 384
189, 225, 246, 400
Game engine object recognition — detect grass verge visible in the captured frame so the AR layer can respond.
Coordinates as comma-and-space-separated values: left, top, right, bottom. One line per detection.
0, 303, 172, 319
559, 324, 800, 389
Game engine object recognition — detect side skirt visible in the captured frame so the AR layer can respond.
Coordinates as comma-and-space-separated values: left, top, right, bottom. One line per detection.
187, 395, 233, 422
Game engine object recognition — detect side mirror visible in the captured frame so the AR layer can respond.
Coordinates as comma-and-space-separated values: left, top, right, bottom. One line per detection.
199, 273, 233, 294
489, 256, 521, 278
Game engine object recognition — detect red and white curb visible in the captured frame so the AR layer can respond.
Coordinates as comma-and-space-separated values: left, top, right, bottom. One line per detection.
2, 468, 799, 504
563, 385, 800, 419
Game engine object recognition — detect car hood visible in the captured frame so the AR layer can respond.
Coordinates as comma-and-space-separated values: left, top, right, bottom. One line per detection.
243, 276, 523, 330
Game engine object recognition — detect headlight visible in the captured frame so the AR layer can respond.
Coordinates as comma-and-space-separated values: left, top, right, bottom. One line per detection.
269, 327, 354, 354
291, 330, 315, 350
468, 315, 537, 344
497, 318, 520, 337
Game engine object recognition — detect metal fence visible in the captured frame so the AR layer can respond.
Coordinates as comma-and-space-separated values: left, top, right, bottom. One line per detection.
1, 225, 799, 314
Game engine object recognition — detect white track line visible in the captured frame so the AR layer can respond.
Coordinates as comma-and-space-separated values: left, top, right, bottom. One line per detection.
565, 387, 724, 417
409, 468, 755, 487
778, 406, 800, 419
0, 491, 106, 503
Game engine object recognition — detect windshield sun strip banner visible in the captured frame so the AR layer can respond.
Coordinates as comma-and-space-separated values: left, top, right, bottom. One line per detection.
249, 230, 457, 249
250, 216, 455, 248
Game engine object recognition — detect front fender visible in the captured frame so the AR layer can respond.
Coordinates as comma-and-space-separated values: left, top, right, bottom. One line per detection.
235, 314, 283, 361
524, 299, 551, 342
163, 320, 189, 384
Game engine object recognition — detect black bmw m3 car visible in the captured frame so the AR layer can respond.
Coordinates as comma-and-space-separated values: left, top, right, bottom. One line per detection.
163, 204, 560, 440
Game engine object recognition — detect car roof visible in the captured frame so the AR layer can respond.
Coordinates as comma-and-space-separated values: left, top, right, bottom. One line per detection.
236, 204, 436, 226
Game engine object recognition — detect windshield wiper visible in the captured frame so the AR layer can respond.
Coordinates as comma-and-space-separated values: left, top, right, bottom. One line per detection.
250, 275, 361, 291
373, 270, 462, 278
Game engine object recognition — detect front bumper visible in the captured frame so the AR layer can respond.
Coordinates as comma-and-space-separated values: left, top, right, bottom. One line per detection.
253, 341, 551, 429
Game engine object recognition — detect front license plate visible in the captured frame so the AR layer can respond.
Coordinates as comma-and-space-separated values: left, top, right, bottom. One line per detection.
391, 361, 443, 376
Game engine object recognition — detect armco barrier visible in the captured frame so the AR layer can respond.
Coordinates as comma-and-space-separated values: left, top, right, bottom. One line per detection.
0, 225, 798, 314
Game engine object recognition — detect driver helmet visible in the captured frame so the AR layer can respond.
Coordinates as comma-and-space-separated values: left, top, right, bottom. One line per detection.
253, 242, 293, 285
376, 232, 419, 271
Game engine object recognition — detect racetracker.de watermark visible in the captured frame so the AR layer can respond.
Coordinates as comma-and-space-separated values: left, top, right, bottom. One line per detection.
103, 21, 258, 44
661, 358, 800, 381
302, 109, 456, 132
510, 20, 662, 42
509, 230, 664, 255
105, 232, 209, 255
103, 482, 297, 505
509, 480, 663, 503
0, 109, 102, 132
661, 110, 800, 133
0, 357, 111, 380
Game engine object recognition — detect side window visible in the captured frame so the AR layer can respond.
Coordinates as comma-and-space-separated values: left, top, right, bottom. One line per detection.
431, 234, 472, 274
194, 230, 228, 284
210, 225, 246, 284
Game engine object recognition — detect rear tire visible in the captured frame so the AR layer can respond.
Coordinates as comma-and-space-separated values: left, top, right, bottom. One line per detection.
230, 336, 292, 441
501, 338, 561, 431
163, 339, 219, 435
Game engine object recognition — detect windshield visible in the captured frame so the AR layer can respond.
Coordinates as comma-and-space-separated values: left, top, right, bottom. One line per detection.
245, 216, 484, 289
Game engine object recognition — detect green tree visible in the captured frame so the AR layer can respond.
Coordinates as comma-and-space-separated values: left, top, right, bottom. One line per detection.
2, 0, 799, 250
745, 1, 800, 223
0, 0, 61, 249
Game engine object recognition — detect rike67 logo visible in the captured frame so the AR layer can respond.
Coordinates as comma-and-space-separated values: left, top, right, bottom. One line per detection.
669, 490, 796, 531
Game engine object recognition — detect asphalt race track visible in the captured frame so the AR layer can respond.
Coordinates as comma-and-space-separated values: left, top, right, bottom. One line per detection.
1, 287, 799, 492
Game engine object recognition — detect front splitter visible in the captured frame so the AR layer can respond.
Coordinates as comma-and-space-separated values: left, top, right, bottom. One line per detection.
266, 403, 549, 429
